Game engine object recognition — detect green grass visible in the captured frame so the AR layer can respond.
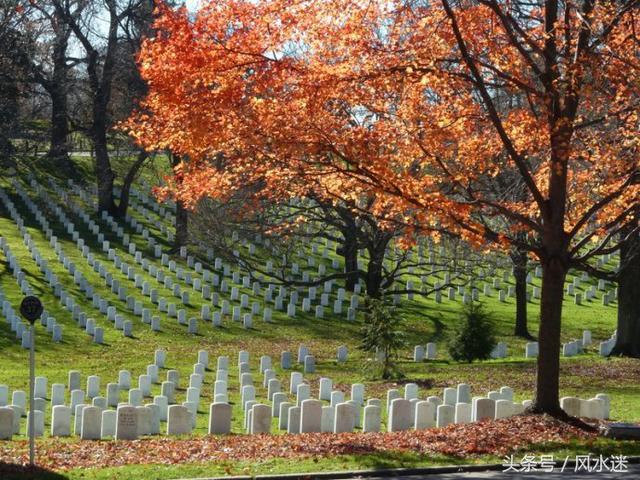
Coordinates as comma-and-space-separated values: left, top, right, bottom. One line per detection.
0, 154, 637, 477
1, 452, 498, 480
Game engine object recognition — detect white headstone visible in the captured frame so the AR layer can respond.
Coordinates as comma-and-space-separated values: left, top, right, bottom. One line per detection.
250, 404, 271, 434
300, 399, 322, 433
81, 406, 102, 440
436, 404, 455, 428
331, 390, 345, 408
456, 384, 471, 404
51, 383, 65, 407
26, 410, 44, 437
272, 391, 287, 417
115, 405, 138, 440
334, 402, 356, 433
473, 398, 495, 422
208, 403, 232, 434
0, 407, 13, 439
363, 404, 381, 433
405, 383, 419, 401
296, 383, 310, 406
278, 402, 293, 430
495, 399, 514, 419
101, 410, 117, 438
560, 396, 581, 417
454, 402, 472, 424
51, 405, 71, 437
319, 378, 332, 401
167, 405, 192, 435
336, 346, 348, 362
351, 383, 365, 405
287, 406, 301, 434
388, 398, 412, 432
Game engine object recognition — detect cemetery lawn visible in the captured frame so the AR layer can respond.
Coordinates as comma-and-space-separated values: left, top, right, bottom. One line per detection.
1, 155, 638, 477
1, 416, 639, 479
0, 453, 503, 480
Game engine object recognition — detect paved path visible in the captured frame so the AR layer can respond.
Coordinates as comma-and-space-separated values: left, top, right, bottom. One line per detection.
183, 462, 639, 480
364, 463, 639, 480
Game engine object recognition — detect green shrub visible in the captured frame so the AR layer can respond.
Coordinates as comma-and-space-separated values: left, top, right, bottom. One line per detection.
360, 296, 406, 379
448, 302, 497, 363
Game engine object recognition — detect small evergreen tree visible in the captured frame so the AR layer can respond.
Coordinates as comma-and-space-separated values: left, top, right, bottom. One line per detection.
360, 296, 405, 379
448, 303, 497, 363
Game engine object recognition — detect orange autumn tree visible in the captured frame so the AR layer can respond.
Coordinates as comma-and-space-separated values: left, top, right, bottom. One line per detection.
129, 0, 639, 416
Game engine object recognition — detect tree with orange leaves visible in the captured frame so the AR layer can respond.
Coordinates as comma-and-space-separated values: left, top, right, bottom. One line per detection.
128, 0, 639, 416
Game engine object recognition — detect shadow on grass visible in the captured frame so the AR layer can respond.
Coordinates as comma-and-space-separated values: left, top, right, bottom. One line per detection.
522, 438, 640, 457
0, 462, 68, 480
335, 450, 473, 471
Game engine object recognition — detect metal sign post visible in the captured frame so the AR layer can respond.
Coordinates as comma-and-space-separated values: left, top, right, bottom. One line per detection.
20, 296, 43, 467
29, 324, 35, 465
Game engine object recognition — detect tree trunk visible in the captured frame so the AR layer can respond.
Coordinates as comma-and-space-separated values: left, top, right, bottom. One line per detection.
341, 226, 359, 292
511, 248, 532, 338
366, 248, 385, 298
171, 153, 188, 251
528, 113, 571, 417
382, 346, 392, 380
94, 122, 116, 214
611, 221, 640, 357
45, 28, 75, 174
174, 198, 188, 251
116, 150, 149, 218
47, 85, 74, 172
532, 257, 567, 416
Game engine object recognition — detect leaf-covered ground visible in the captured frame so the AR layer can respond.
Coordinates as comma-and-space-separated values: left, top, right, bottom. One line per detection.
0, 416, 596, 472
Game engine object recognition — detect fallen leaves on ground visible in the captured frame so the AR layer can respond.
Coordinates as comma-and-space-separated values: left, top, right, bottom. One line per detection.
0, 415, 596, 471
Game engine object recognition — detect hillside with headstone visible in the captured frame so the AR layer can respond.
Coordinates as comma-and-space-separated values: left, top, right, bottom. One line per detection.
0, 160, 636, 480
1, 0, 639, 477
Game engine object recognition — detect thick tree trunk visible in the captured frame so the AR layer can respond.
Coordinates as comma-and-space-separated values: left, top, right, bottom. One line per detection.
341, 226, 359, 292
116, 150, 149, 218
511, 248, 532, 338
47, 85, 74, 172
43, 27, 74, 173
532, 257, 567, 416
366, 248, 385, 298
171, 153, 188, 251
528, 113, 571, 417
94, 123, 116, 214
611, 222, 640, 357
174, 199, 188, 251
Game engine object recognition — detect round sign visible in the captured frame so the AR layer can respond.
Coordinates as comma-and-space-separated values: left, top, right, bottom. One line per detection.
20, 296, 43, 324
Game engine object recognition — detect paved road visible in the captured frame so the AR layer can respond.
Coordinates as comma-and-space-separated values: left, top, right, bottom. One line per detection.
363, 463, 639, 480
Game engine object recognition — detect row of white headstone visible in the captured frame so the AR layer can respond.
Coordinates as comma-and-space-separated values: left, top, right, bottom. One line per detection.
0, 236, 55, 345
3, 181, 297, 346
60, 177, 620, 330
0, 382, 611, 441
0, 186, 119, 344
36, 178, 362, 330
598, 330, 618, 357
0, 324, 614, 441
0, 194, 618, 363
412, 329, 605, 362
561, 395, 610, 420
0, 190, 67, 345
524, 329, 618, 359
120, 177, 621, 311
78, 179, 542, 314
4, 177, 620, 356
0, 345, 324, 438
